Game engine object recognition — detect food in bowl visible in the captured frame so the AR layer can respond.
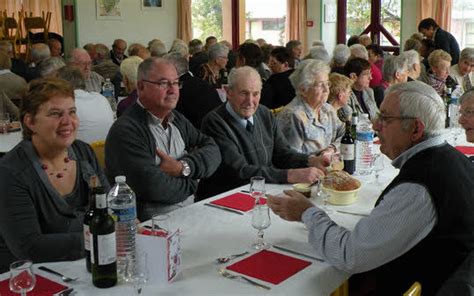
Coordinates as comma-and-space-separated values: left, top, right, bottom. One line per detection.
292, 183, 312, 197
322, 171, 361, 205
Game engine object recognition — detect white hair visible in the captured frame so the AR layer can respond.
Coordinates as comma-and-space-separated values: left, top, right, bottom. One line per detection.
308, 46, 330, 64
400, 50, 420, 72
460, 47, 474, 62
289, 59, 331, 95
227, 66, 261, 90
386, 81, 445, 138
459, 90, 474, 105
349, 44, 369, 60
332, 44, 351, 66
208, 43, 229, 61
120, 56, 143, 85
382, 55, 407, 83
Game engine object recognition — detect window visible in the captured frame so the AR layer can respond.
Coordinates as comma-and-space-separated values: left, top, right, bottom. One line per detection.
245, 0, 286, 45
191, 0, 226, 41
451, 0, 474, 48
262, 19, 285, 31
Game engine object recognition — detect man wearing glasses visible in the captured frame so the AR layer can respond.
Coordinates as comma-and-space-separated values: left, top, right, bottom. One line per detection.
268, 81, 474, 295
105, 58, 221, 221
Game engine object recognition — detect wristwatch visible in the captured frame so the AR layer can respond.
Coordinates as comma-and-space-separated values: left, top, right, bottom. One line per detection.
179, 160, 191, 177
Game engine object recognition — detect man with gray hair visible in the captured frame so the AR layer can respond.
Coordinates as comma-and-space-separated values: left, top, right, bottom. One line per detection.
268, 81, 474, 295
68, 48, 105, 93
197, 66, 329, 199
382, 55, 409, 87
400, 49, 422, 81
93, 43, 119, 80
105, 57, 221, 220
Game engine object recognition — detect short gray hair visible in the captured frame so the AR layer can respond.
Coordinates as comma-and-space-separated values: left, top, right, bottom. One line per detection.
386, 81, 445, 138
349, 44, 369, 60
38, 57, 66, 77
31, 43, 51, 63
148, 40, 167, 57
137, 57, 175, 81
57, 66, 86, 90
227, 66, 261, 91
382, 55, 407, 83
120, 56, 143, 86
401, 50, 420, 72
459, 89, 474, 105
164, 52, 189, 76
307, 46, 330, 64
460, 47, 474, 63
332, 44, 351, 66
208, 43, 229, 61
169, 39, 189, 56
289, 59, 331, 95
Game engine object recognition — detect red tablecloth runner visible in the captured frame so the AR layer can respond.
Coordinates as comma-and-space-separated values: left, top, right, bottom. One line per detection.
210, 192, 266, 212
456, 146, 474, 155
226, 249, 312, 285
0, 274, 67, 295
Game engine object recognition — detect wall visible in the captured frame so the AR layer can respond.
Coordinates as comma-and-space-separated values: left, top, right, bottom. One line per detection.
400, 0, 418, 51
75, 0, 177, 49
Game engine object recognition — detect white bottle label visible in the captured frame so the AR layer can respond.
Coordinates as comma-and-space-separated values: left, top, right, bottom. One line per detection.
83, 224, 90, 251
341, 143, 355, 161
91, 233, 116, 265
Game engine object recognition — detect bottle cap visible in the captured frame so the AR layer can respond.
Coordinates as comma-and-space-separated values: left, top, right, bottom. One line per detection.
115, 175, 126, 183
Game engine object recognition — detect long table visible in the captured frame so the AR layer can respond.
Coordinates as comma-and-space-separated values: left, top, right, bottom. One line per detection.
0, 158, 400, 295
0, 131, 21, 154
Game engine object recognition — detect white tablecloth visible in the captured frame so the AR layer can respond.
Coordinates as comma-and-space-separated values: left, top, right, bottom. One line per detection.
0, 131, 21, 153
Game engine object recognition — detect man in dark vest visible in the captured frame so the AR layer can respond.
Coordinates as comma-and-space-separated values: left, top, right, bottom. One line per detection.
267, 81, 474, 295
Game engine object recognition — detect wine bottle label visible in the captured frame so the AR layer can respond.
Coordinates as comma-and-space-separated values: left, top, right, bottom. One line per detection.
83, 224, 90, 251
341, 144, 355, 160
91, 233, 116, 265
95, 194, 107, 209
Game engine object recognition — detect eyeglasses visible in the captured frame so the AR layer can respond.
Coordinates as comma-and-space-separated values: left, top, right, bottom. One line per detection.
312, 81, 331, 89
374, 112, 417, 126
142, 79, 183, 90
459, 108, 474, 118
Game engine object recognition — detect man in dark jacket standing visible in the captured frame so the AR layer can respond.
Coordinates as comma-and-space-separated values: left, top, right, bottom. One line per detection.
418, 18, 460, 65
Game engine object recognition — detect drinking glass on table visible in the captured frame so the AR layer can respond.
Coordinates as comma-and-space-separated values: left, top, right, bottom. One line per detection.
250, 176, 265, 204
315, 177, 333, 213
371, 153, 385, 185
124, 251, 148, 296
9, 260, 36, 296
251, 203, 271, 250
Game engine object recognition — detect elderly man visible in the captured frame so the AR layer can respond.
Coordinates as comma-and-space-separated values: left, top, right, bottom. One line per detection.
110, 39, 127, 66
68, 48, 105, 93
93, 43, 119, 80
459, 90, 474, 146
0, 51, 27, 110
197, 66, 328, 200
105, 58, 221, 220
268, 81, 474, 295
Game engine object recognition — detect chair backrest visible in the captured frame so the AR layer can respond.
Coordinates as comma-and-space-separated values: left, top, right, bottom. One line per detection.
90, 140, 106, 170
404, 281, 422, 296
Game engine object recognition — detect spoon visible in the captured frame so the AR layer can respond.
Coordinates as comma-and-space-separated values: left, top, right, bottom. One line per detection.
216, 251, 249, 263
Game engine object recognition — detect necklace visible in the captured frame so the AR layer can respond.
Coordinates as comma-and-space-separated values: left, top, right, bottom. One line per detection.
41, 156, 71, 179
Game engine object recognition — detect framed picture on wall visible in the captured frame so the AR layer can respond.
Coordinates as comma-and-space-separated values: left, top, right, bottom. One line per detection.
96, 0, 122, 20
141, 0, 164, 10
324, 4, 337, 23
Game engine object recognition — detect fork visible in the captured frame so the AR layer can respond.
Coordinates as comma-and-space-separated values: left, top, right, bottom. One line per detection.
219, 269, 271, 290
38, 266, 79, 283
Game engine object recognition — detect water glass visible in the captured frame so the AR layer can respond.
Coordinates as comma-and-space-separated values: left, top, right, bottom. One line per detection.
124, 251, 148, 296
372, 153, 385, 185
250, 176, 265, 204
251, 204, 271, 250
151, 214, 170, 237
316, 177, 333, 213
9, 260, 36, 296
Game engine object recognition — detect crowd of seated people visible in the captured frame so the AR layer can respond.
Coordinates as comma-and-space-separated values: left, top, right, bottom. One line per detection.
0, 27, 473, 293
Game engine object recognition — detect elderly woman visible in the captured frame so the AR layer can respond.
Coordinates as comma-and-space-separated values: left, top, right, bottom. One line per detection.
198, 43, 229, 89
276, 59, 344, 154
330, 44, 351, 74
401, 50, 422, 81
0, 78, 108, 273
450, 48, 474, 93
420, 49, 456, 96
383, 55, 409, 88
327, 72, 352, 122
116, 56, 143, 117
459, 90, 474, 145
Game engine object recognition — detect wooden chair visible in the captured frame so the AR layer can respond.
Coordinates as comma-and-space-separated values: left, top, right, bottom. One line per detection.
403, 281, 422, 296
90, 140, 106, 170
23, 14, 50, 62
2, 16, 22, 57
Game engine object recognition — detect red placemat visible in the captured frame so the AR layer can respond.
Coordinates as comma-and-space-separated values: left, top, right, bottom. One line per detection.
0, 274, 67, 296
456, 146, 474, 155
210, 192, 266, 212
226, 249, 311, 285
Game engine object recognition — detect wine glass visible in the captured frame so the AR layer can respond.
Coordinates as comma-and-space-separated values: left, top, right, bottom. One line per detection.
315, 177, 333, 214
124, 251, 148, 296
9, 260, 36, 296
250, 176, 265, 204
251, 204, 271, 250
371, 153, 385, 185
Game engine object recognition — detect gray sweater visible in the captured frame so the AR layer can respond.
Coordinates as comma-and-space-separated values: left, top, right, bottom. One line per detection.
197, 103, 309, 199
0, 140, 108, 273
105, 103, 221, 220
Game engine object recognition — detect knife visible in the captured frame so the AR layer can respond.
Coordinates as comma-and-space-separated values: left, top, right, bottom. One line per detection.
272, 245, 324, 262
336, 210, 369, 217
204, 203, 245, 215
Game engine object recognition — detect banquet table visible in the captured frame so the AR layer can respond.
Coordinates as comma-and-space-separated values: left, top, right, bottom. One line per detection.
1, 134, 472, 295
0, 131, 21, 154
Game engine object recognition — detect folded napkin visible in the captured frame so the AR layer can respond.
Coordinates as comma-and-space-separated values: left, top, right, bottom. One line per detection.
0, 274, 67, 296
456, 146, 474, 155
226, 249, 311, 285
210, 192, 266, 212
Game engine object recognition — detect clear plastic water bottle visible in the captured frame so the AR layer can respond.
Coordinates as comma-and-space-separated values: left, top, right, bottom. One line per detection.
107, 176, 137, 280
449, 85, 463, 127
102, 78, 115, 99
355, 113, 374, 175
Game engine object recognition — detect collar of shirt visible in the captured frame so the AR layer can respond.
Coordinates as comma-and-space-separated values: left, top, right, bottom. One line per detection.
225, 101, 254, 128
392, 135, 445, 169
0, 69, 11, 76
137, 98, 175, 126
